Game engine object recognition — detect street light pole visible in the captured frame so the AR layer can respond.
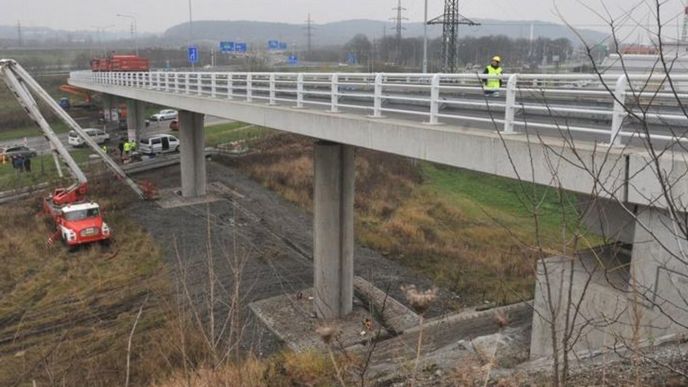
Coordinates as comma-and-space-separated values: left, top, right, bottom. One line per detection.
116, 13, 138, 56
422, 0, 428, 73
188, 0, 195, 70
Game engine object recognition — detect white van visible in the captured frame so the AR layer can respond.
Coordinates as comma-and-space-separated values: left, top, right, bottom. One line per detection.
139, 134, 180, 155
68, 128, 110, 147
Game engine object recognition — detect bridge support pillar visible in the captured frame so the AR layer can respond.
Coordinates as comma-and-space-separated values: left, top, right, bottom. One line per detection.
313, 141, 355, 319
179, 110, 206, 198
102, 94, 113, 122
126, 99, 146, 142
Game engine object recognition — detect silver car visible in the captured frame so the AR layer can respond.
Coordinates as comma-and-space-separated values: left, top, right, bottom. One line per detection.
150, 109, 178, 121
68, 128, 110, 147
138, 134, 180, 155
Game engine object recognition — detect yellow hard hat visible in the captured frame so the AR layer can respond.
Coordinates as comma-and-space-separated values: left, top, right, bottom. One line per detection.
492, 56, 501, 62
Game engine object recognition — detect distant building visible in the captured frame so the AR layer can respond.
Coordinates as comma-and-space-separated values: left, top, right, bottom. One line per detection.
619, 44, 657, 55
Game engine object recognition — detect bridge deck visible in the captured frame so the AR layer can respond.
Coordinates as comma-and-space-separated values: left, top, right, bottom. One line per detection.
69, 71, 688, 209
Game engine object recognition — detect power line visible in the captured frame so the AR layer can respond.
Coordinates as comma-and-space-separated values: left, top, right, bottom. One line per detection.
391, 0, 407, 42
429, 0, 479, 73
305, 13, 315, 53
391, 0, 408, 64
16, 20, 22, 47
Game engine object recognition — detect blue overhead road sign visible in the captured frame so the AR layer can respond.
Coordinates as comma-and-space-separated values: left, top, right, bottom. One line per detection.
279, 42, 288, 50
188, 47, 199, 64
220, 41, 235, 53
236, 43, 248, 53
347, 52, 358, 65
268, 40, 279, 50
288, 55, 298, 65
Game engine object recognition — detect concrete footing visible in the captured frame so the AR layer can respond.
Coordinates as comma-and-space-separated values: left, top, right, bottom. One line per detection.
313, 141, 355, 319
179, 110, 207, 197
126, 99, 146, 141
250, 285, 390, 352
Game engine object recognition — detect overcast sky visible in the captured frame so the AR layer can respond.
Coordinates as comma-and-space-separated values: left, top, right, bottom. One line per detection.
3, 0, 687, 34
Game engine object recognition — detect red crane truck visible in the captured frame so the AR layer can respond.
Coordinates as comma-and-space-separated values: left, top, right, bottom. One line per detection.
0, 59, 145, 248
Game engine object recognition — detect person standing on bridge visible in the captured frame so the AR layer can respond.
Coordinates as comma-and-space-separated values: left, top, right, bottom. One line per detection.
483, 56, 503, 96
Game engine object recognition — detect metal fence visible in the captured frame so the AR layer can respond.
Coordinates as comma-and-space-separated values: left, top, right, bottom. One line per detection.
71, 70, 688, 146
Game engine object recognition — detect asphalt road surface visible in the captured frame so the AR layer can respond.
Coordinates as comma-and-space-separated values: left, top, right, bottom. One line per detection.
0, 115, 232, 155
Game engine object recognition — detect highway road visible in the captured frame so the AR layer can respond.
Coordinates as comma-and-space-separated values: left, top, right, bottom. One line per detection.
0, 115, 232, 155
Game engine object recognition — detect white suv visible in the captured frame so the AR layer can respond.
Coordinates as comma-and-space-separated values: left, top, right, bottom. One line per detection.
68, 128, 110, 147
139, 134, 180, 155
150, 109, 178, 121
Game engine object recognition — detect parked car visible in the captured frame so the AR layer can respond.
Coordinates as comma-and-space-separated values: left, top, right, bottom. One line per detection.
0, 145, 37, 161
151, 109, 178, 121
139, 134, 180, 155
169, 119, 179, 131
68, 128, 110, 147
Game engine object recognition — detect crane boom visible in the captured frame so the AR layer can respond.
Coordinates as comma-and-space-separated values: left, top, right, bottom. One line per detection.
0, 59, 144, 200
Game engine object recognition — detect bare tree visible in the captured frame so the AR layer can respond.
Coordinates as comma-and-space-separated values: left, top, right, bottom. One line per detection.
494, 1, 688, 384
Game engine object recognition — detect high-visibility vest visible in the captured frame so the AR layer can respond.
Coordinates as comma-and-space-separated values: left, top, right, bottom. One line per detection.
485, 66, 503, 90
124, 142, 131, 152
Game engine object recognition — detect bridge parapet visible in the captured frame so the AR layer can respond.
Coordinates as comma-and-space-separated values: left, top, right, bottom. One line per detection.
71, 70, 688, 146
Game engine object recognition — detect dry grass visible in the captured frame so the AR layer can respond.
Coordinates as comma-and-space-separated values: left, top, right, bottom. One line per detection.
0, 159, 342, 386
234, 134, 573, 307
0, 171, 174, 386
156, 351, 342, 387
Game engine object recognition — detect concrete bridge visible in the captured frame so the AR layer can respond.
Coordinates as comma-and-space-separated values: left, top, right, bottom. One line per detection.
70, 69, 688, 359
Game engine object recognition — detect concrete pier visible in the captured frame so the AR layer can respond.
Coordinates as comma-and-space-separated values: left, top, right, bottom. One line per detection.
313, 141, 355, 319
179, 110, 207, 197
126, 99, 146, 141
102, 94, 113, 122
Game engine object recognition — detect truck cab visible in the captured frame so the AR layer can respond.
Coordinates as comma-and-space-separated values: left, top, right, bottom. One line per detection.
57, 202, 111, 246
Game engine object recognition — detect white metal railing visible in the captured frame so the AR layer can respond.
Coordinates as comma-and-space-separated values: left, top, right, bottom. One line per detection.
75, 70, 688, 145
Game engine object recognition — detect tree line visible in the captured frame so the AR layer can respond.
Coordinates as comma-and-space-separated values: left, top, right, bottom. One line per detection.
317, 34, 578, 72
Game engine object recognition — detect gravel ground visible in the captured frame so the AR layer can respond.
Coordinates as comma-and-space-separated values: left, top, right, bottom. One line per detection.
128, 159, 457, 356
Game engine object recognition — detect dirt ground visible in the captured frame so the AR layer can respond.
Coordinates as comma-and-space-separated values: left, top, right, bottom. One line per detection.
130, 159, 458, 356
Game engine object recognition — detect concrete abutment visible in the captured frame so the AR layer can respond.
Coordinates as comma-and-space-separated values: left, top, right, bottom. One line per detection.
530, 204, 688, 359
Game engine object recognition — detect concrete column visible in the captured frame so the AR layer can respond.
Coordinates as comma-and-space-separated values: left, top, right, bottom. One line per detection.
125, 99, 146, 141
313, 141, 355, 319
101, 94, 113, 122
179, 110, 207, 197
111, 96, 120, 124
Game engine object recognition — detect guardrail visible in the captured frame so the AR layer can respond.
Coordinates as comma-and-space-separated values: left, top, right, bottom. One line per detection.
70, 70, 688, 146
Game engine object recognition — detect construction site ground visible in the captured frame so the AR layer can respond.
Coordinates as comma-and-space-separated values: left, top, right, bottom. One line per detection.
3, 151, 687, 385
129, 159, 458, 357
129, 156, 688, 386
